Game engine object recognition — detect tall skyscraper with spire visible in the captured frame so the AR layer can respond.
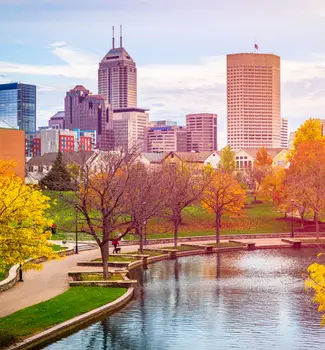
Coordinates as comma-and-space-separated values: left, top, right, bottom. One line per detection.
98, 25, 137, 110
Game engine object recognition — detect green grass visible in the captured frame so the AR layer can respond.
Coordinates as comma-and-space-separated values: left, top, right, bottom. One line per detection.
300, 239, 325, 244
44, 190, 302, 241
0, 286, 126, 348
0, 270, 7, 281
93, 256, 137, 263
81, 274, 123, 281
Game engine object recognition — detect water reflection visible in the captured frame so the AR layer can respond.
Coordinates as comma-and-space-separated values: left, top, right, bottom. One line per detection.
44, 248, 325, 350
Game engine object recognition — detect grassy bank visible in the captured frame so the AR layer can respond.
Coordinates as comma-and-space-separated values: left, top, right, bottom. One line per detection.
0, 286, 126, 348
45, 191, 300, 241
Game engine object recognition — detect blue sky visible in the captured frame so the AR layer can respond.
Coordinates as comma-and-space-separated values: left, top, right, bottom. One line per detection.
1, 0, 325, 147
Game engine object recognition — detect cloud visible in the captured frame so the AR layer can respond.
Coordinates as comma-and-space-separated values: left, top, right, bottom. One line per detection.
2, 42, 325, 146
0, 42, 97, 79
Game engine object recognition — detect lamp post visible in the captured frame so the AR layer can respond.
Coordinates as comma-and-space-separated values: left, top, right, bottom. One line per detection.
18, 264, 23, 282
291, 199, 294, 238
75, 207, 79, 254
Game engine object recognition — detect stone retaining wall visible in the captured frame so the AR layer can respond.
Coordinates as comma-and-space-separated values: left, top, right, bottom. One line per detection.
8, 288, 134, 350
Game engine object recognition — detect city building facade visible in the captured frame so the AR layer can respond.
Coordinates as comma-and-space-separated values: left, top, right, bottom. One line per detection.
98, 29, 137, 109
0, 83, 36, 135
49, 111, 65, 129
227, 53, 281, 149
40, 129, 76, 155
280, 118, 288, 148
186, 113, 217, 151
145, 125, 187, 153
112, 108, 149, 151
64, 85, 113, 150
0, 128, 25, 178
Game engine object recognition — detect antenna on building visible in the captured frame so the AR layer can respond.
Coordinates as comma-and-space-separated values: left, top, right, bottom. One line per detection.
120, 24, 123, 48
112, 26, 115, 49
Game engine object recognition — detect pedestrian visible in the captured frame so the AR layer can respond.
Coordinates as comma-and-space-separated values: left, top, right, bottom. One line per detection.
112, 238, 119, 254
51, 223, 57, 235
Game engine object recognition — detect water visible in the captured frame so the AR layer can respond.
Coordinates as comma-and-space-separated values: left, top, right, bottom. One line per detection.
44, 248, 325, 350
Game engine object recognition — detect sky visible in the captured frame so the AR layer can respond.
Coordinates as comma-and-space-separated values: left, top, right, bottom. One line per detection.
1, 0, 325, 147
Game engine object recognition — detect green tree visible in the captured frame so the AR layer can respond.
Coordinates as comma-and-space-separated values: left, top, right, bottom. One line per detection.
40, 152, 72, 191
220, 146, 236, 172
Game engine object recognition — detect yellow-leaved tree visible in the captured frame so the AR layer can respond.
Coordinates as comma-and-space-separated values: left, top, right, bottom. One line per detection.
0, 161, 55, 273
201, 170, 246, 244
290, 118, 324, 158
305, 257, 325, 327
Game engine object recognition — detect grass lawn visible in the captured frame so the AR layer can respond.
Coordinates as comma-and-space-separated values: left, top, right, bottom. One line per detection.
81, 274, 124, 281
93, 256, 138, 263
44, 190, 301, 241
0, 286, 126, 348
0, 270, 7, 281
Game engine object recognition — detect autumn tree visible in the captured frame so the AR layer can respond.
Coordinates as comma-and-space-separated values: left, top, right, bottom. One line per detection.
162, 161, 209, 248
201, 171, 246, 244
248, 147, 273, 202
124, 164, 166, 252
40, 152, 73, 191
219, 146, 236, 173
60, 150, 138, 279
0, 161, 55, 273
305, 255, 325, 326
287, 140, 325, 239
290, 118, 324, 158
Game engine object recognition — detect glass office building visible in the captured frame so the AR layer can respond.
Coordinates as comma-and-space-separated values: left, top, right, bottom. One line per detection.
0, 83, 36, 134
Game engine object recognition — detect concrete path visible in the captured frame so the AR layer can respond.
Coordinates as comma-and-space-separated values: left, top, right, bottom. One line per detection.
0, 237, 291, 318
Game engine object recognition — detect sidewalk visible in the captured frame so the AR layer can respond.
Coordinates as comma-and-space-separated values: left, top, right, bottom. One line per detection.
0, 237, 289, 318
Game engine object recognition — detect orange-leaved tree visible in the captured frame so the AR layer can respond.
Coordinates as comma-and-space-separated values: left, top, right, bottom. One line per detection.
248, 147, 273, 202
0, 160, 56, 273
287, 140, 325, 239
201, 170, 246, 244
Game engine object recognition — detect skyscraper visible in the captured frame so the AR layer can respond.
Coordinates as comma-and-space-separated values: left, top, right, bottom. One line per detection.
227, 53, 281, 149
64, 85, 114, 150
186, 113, 218, 152
98, 26, 137, 110
0, 83, 36, 134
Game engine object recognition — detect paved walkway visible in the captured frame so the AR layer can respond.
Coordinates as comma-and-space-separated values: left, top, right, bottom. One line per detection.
0, 237, 291, 318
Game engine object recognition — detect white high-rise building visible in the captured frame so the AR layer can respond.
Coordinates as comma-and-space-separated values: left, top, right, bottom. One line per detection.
280, 118, 288, 148
98, 26, 137, 110
112, 108, 149, 151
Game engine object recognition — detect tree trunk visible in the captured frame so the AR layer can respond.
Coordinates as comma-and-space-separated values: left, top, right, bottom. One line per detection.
216, 213, 220, 245
138, 226, 144, 253
100, 242, 109, 279
315, 211, 320, 240
174, 218, 179, 249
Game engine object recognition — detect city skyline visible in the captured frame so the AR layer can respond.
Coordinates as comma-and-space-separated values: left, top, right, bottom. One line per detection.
1, 1, 325, 147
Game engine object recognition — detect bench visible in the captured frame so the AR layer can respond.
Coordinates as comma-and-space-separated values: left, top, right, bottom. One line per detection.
281, 239, 302, 248
229, 240, 256, 250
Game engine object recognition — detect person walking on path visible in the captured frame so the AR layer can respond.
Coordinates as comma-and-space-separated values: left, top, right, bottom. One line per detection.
112, 238, 120, 254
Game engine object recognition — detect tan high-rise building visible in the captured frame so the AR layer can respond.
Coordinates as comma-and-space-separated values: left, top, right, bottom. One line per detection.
186, 113, 217, 152
98, 27, 137, 110
227, 53, 281, 149
145, 125, 187, 153
112, 108, 149, 151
